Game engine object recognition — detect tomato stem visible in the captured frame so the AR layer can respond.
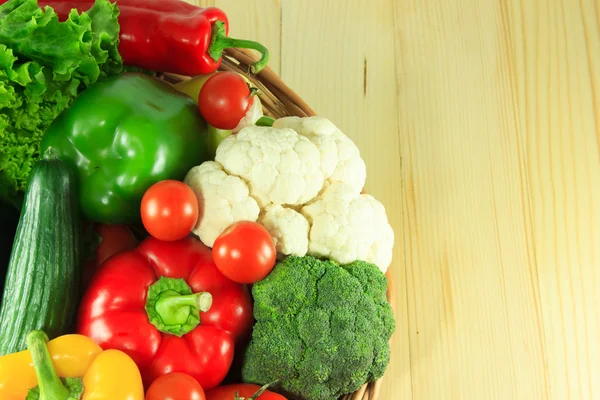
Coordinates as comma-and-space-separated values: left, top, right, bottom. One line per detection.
235, 381, 280, 400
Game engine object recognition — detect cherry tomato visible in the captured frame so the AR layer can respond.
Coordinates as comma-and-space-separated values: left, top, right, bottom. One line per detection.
205, 383, 287, 400
212, 221, 276, 284
198, 72, 254, 130
146, 372, 206, 400
141, 180, 199, 242
82, 224, 138, 289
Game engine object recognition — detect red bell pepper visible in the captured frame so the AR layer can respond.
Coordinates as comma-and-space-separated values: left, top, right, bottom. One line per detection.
19, 0, 270, 76
76, 235, 254, 389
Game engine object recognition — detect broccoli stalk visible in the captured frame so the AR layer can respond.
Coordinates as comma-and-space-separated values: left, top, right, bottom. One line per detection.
241, 256, 396, 400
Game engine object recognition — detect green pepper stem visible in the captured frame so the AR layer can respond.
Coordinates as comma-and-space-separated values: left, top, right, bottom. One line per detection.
155, 291, 213, 326
26, 331, 72, 400
208, 21, 270, 74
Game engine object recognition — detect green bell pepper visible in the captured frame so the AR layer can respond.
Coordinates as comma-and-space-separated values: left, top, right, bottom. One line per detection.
40, 73, 210, 224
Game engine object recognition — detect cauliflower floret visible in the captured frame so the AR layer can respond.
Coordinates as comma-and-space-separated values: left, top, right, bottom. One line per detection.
273, 116, 367, 194
215, 126, 324, 207
258, 204, 310, 257
301, 182, 394, 272
184, 161, 260, 247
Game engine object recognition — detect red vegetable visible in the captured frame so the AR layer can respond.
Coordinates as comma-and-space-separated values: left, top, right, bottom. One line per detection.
82, 223, 138, 289
77, 236, 254, 389
198, 72, 256, 130
205, 384, 287, 400
141, 180, 199, 242
146, 372, 206, 400
26, 0, 270, 76
212, 221, 276, 284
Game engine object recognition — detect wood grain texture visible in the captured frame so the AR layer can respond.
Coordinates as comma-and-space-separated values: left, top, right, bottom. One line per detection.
395, 0, 600, 399
182, 0, 600, 398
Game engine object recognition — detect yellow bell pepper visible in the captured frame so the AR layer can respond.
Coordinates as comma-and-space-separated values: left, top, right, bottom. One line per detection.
0, 330, 144, 400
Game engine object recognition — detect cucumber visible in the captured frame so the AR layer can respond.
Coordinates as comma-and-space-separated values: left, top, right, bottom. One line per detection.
0, 148, 82, 355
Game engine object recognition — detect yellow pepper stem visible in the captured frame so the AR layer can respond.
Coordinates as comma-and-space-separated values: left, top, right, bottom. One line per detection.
25, 330, 83, 400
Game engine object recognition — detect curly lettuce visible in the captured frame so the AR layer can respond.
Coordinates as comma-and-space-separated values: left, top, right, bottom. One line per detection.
0, 0, 123, 205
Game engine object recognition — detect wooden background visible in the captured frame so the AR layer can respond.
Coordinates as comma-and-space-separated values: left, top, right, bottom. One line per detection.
188, 0, 600, 399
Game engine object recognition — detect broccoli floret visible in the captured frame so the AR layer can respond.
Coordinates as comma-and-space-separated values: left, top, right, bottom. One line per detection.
241, 256, 396, 400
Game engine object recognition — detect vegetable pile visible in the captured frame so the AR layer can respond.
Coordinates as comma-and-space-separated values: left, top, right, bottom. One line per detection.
0, 0, 397, 399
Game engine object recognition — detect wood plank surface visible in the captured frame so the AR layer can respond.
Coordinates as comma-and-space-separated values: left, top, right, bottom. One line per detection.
186, 0, 600, 399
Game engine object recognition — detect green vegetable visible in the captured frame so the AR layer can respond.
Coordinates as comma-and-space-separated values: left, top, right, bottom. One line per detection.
40, 72, 212, 224
0, 0, 123, 206
241, 256, 396, 400
0, 148, 82, 356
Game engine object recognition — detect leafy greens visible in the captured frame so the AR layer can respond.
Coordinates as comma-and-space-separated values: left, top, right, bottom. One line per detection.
0, 0, 123, 205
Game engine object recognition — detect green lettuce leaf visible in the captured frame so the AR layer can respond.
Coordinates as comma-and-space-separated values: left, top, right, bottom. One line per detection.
0, 0, 123, 204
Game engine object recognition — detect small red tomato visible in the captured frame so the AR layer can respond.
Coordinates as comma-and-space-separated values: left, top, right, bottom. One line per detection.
140, 180, 199, 242
198, 71, 254, 130
212, 221, 276, 284
205, 383, 287, 400
146, 372, 206, 400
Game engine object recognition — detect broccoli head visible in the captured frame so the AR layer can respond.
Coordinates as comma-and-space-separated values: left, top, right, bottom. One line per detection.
241, 255, 396, 400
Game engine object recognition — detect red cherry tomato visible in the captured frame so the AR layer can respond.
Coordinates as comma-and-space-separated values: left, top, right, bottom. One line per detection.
198, 72, 254, 130
212, 221, 276, 284
205, 384, 287, 400
146, 372, 206, 400
141, 180, 199, 242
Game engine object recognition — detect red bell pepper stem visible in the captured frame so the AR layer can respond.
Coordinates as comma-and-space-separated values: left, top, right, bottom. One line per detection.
145, 276, 213, 337
155, 291, 213, 326
208, 21, 269, 74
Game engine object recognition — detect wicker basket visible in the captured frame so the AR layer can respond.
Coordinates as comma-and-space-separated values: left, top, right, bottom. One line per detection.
161, 48, 396, 400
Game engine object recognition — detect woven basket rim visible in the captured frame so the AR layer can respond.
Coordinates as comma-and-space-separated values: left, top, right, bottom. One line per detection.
163, 48, 396, 400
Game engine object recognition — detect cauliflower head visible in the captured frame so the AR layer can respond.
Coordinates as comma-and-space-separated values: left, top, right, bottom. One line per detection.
258, 204, 310, 257
184, 117, 393, 271
273, 116, 367, 194
301, 182, 394, 272
215, 126, 324, 207
183, 161, 260, 247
